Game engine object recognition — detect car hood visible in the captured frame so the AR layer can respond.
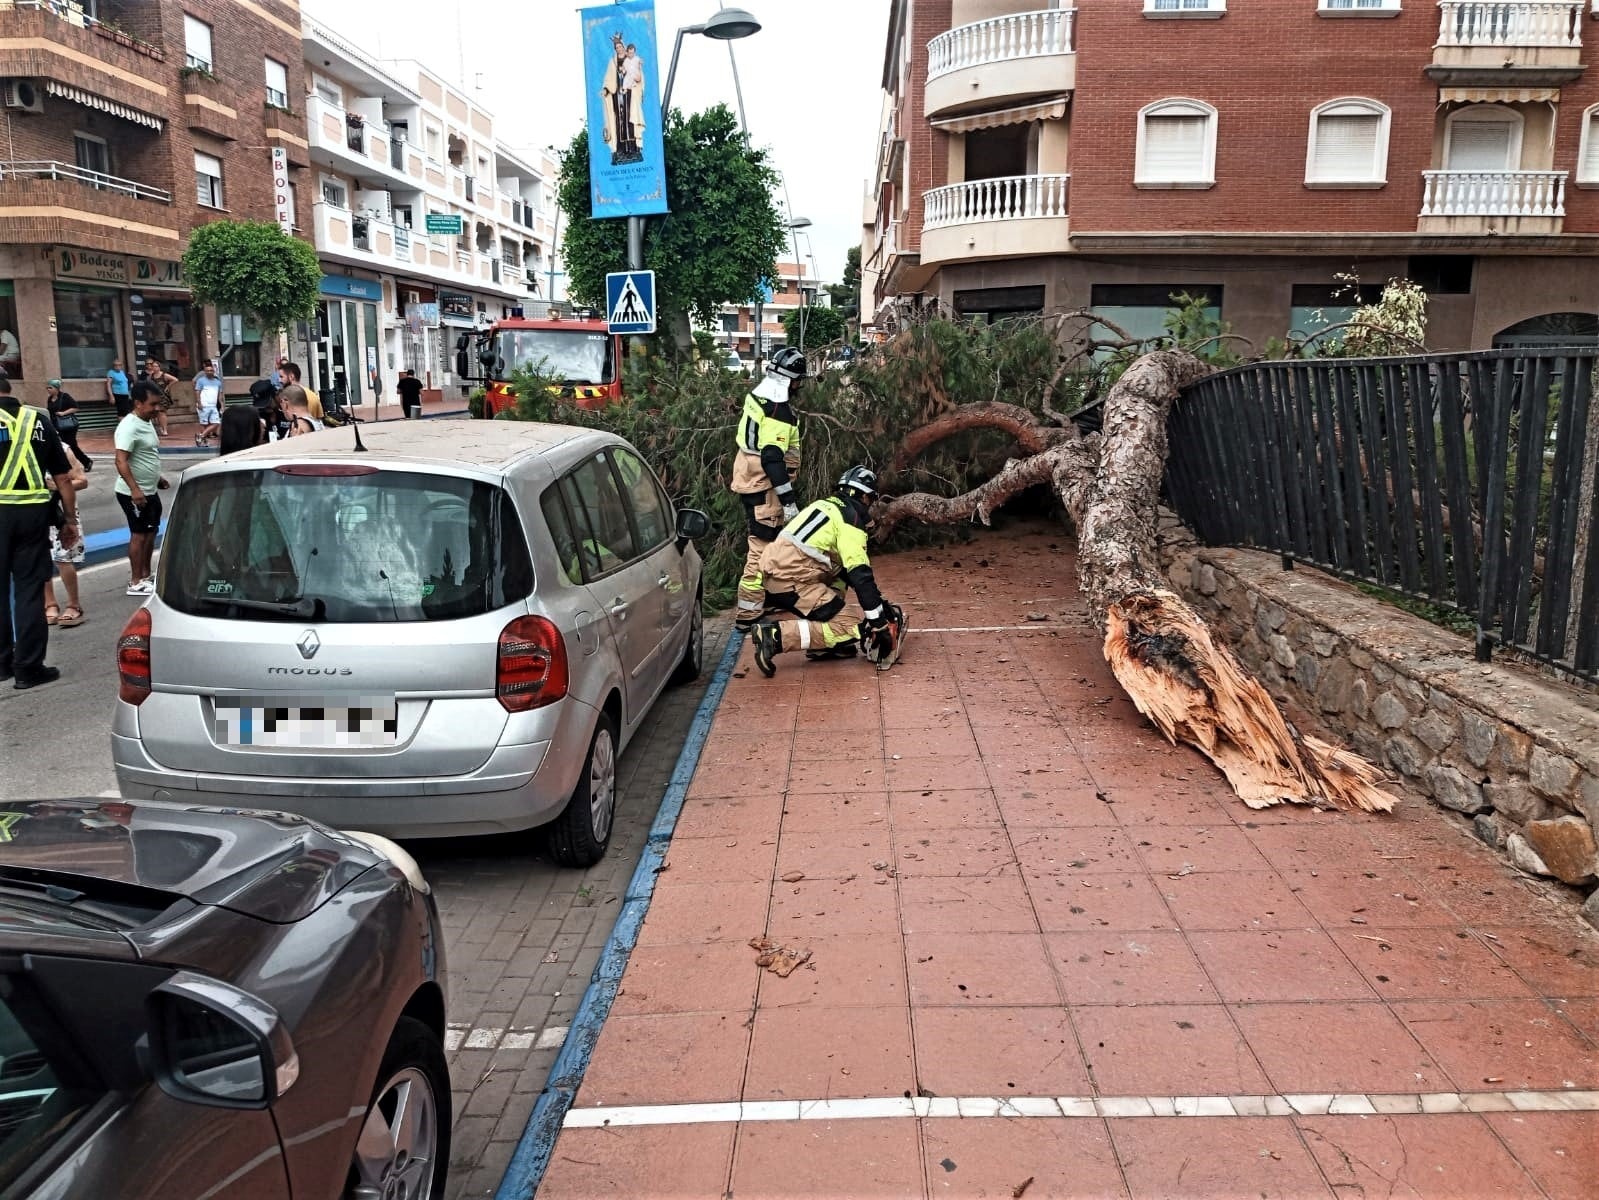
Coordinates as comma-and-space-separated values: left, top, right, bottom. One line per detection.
0, 799, 385, 924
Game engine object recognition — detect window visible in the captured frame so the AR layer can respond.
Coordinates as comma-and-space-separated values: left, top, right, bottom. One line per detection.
73, 132, 108, 180
264, 58, 288, 108
1407, 256, 1474, 294
162, 471, 533, 622
611, 448, 673, 552
53, 284, 120, 376
314, 77, 341, 107
1144, 0, 1226, 15
560, 454, 638, 577
393, 203, 413, 228
1305, 98, 1390, 187
320, 177, 347, 208
1319, 0, 1399, 12
1578, 105, 1599, 185
541, 485, 583, 584
194, 151, 223, 208
0, 977, 108, 1191
0, 282, 23, 379
1089, 284, 1223, 354
954, 285, 1046, 324
1288, 281, 1383, 344
425, 125, 442, 160
183, 13, 212, 72
1136, 99, 1217, 188
1443, 106, 1522, 171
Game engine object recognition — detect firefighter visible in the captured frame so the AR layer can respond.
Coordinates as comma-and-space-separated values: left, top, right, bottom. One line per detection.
729, 345, 805, 630
751, 466, 891, 677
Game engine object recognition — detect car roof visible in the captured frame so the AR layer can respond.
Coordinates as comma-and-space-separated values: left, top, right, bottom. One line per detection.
193, 419, 616, 477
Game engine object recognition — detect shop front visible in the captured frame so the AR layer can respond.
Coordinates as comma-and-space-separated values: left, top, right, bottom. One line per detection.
300, 272, 384, 414
439, 289, 476, 397
399, 282, 444, 401
0, 282, 23, 379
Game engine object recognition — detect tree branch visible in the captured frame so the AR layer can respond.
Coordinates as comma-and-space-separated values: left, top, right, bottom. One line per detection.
886, 400, 1067, 477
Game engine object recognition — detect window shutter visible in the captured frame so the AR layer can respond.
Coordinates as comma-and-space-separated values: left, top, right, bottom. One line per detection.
1446, 121, 1515, 171
1312, 113, 1380, 180
1582, 113, 1599, 181
1142, 114, 1207, 180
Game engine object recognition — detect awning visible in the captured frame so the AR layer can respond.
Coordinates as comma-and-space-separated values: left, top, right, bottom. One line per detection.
930, 96, 1068, 134
1439, 86, 1559, 104
45, 81, 164, 131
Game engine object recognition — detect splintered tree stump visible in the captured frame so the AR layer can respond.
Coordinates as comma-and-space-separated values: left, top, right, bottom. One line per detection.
877, 349, 1394, 814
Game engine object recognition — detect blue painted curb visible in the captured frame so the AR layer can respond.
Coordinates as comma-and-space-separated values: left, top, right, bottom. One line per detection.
493, 629, 746, 1200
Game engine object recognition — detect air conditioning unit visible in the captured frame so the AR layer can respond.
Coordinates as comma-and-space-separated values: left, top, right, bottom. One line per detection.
4, 81, 44, 114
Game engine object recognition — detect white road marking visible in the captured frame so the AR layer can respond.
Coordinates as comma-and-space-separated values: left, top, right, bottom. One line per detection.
563, 1089, 1599, 1128
463, 1027, 503, 1050
535, 1025, 569, 1050
915, 625, 1075, 633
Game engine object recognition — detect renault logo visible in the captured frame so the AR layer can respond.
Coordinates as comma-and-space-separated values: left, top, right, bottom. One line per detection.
296, 630, 321, 660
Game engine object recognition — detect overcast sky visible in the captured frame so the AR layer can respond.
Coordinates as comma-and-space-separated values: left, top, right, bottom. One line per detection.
303, 0, 891, 283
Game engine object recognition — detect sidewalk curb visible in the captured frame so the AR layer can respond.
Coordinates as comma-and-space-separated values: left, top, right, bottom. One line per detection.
492, 630, 745, 1200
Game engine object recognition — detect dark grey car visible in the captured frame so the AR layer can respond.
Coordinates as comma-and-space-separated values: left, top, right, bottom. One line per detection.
0, 798, 449, 1199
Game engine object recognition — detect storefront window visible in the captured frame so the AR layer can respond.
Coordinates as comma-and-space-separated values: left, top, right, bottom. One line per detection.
0, 282, 23, 379
54, 284, 121, 378
131, 294, 198, 379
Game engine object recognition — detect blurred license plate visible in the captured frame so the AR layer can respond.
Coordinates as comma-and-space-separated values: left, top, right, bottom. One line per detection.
216, 698, 398, 748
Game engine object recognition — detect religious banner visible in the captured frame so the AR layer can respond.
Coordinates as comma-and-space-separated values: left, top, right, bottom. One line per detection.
581, 0, 669, 218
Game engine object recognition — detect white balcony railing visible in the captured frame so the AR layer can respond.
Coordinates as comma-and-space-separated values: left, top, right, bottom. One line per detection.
928, 8, 1075, 79
923, 173, 1069, 229
0, 159, 171, 202
1419, 169, 1566, 216
1436, 1, 1583, 47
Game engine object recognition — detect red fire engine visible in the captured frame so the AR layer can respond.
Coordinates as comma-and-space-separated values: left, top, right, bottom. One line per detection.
455, 310, 624, 416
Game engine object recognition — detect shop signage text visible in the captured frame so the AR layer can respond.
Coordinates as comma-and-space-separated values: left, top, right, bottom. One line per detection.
425, 213, 464, 236
319, 274, 384, 302
440, 291, 474, 322
271, 147, 293, 236
56, 250, 186, 289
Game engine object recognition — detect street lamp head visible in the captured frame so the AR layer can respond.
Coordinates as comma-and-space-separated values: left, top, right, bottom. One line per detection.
701, 7, 761, 40
787, 217, 813, 230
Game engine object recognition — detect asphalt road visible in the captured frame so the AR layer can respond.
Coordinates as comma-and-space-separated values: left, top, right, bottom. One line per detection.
72, 448, 204, 561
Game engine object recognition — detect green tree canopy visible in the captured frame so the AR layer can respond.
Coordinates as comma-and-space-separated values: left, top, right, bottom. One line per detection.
182, 220, 321, 335
824, 245, 861, 318
781, 303, 846, 351
557, 105, 785, 330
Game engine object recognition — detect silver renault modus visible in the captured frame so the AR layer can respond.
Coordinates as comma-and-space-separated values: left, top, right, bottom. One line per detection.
111, 421, 708, 865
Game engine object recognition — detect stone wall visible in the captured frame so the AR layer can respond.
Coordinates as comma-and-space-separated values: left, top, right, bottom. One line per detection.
1160, 532, 1599, 928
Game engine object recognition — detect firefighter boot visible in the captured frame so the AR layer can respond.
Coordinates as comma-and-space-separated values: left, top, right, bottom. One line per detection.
805, 642, 859, 662
753, 621, 783, 677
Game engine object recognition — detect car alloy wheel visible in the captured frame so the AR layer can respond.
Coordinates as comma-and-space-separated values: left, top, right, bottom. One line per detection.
350, 1065, 439, 1200
588, 722, 617, 845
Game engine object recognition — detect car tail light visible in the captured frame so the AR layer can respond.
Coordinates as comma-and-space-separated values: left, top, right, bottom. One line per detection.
117, 608, 152, 706
497, 616, 568, 712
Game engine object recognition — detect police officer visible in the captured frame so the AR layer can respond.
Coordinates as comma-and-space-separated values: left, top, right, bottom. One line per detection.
0, 376, 80, 688
751, 466, 892, 677
729, 345, 805, 630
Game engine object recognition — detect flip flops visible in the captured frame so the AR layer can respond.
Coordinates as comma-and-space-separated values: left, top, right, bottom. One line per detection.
57, 606, 85, 628
44, 605, 59, 625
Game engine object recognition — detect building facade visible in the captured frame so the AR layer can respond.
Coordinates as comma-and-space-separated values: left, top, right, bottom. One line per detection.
864, 0, 1599, 351
297, 17, 562, 409
0, 0, 307, 413
713, 260, 824, 365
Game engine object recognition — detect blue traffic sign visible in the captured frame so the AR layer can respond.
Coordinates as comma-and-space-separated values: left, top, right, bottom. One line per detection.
605, 270, 656, 335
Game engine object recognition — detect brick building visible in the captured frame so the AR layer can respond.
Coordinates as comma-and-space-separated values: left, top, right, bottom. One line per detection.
0, 0, 306, 414
862, 0, 1599, 352
712, 260, 824, 365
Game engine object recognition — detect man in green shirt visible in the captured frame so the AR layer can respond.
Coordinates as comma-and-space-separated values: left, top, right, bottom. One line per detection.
113, 383, 169, 596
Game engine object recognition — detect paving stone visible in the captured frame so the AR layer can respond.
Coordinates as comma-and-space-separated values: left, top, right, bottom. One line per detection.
1522, 815, 1598, 885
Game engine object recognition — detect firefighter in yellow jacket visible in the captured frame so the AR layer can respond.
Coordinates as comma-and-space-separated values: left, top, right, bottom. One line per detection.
729, 346, 805, 630
751, 466, 891, 676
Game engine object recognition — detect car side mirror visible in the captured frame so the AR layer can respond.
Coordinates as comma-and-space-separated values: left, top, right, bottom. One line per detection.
675, 507, 710, 551
146, 972, 298, 1110
455, 347, 471, 379
478, 347, 497, 368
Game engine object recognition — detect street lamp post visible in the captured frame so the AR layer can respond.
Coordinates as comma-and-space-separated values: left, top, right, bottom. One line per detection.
787, 216, 812, 352
626, 7, 760, 272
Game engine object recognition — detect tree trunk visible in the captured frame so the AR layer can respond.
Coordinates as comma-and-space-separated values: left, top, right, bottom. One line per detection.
877, 349, 1394, 814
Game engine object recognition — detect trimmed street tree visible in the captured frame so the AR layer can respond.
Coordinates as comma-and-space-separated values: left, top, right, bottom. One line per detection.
824, 245, 860, 321
781, 303, 845, 352
556, 104, 786, 343
182, 220, 322, 346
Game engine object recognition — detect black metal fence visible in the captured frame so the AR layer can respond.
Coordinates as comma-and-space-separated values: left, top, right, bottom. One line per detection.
1166, 348, 1599, 684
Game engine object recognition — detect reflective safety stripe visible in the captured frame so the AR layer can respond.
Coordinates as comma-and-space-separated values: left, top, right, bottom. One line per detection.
780, 529, 832, 567
0, 407, 48, 504
795, 622, 812, 650
736, 598, 762, 611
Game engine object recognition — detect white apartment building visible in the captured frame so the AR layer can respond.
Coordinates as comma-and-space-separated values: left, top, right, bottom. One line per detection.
712, 260, 823, 364
293, 17, 563, 407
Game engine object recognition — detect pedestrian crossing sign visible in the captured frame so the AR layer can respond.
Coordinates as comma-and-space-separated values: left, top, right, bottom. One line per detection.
605, 270, 656, 335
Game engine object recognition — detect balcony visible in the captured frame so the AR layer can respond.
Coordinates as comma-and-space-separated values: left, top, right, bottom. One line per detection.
920, 173, 1069, 266
0, 159, 177, 256
1417, 168, 1566, 233
925, 9, 1076, 119
0, 1, 166, 112
1429, 2, 1584, 83
306, 95, 414, 190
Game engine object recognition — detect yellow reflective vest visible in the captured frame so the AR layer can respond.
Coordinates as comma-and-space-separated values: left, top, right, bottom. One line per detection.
0, 406, 48, 505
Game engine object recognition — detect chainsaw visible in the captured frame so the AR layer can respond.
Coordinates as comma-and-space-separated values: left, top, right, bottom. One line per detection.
859, 604, 908, 671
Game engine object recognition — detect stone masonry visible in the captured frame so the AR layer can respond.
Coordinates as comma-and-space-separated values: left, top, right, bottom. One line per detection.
1161, 526, 1599, 929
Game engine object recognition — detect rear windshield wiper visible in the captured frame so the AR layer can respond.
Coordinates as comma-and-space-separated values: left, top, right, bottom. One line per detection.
197, 595, 324, 619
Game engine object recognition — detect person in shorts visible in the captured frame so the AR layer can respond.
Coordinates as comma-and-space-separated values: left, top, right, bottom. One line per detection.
194, 361, 223, 447
114, 383, 168, 596
43, 465, 89, 628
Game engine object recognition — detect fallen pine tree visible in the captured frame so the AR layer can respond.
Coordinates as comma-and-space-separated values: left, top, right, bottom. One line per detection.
875, 347, 1395, 814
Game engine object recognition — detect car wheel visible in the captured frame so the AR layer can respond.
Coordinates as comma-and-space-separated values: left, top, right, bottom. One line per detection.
545, 711, 618, 867
347, 1016, 450, 1200
669, 590, 704, 686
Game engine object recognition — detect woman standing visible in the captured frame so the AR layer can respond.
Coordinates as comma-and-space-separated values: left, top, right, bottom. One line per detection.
143, 356, 178, 438
45, 380, 92, 471
43, 464, 89, 629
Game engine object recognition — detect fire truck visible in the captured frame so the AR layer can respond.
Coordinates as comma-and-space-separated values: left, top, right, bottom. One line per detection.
455, 309, 624, 417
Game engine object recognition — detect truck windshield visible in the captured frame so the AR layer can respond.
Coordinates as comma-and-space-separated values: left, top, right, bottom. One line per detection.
497, 329, 612, 385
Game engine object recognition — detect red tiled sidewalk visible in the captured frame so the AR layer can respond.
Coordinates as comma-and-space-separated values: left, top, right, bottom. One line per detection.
539, 527, 1599, 1200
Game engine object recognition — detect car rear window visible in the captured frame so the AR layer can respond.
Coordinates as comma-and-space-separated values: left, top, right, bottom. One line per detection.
161, 467, 533, 622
